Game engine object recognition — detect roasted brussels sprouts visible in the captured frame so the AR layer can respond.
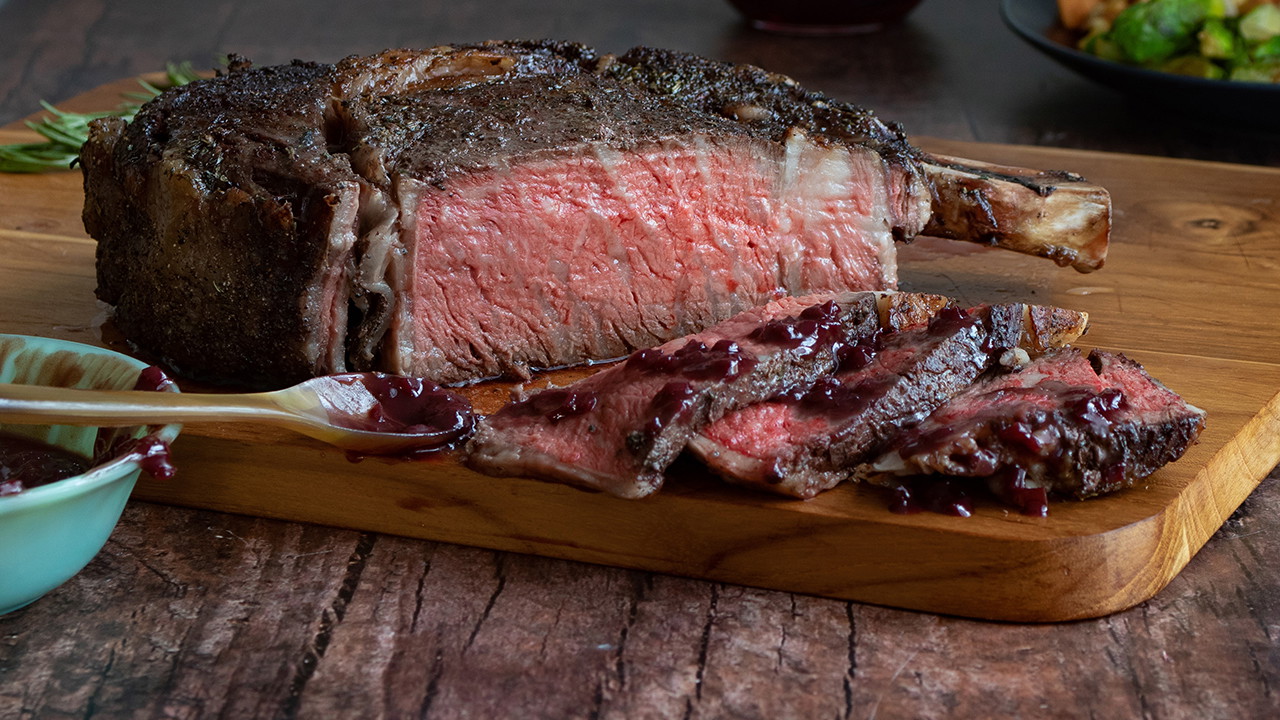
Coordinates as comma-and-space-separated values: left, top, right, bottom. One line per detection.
1072, 0, 1280, 83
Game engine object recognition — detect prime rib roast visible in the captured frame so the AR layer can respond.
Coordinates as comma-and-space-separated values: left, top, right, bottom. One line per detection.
82, 41, 1111, 389
82, 41, 1194, 512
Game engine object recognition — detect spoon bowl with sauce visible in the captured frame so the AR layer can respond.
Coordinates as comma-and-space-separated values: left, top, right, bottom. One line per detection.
0, 334, 183, 615
0, 372, 476, 456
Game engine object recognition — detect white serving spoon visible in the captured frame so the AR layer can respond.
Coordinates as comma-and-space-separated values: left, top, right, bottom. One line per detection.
0, 373, 475, 455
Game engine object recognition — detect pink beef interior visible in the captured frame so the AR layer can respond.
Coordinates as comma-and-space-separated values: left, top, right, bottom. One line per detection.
392, 136, 900, 383
698, 401, 830, 466
697, 341, 936, 464
1092, 351, 1199, 417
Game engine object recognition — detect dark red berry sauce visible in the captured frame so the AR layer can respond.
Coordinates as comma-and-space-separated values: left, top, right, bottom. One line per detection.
330, 374, 475, 439
746, 300, 843, 355
626, 338, 758, 382
505, 388, 599, 424
0, 431, 93, 496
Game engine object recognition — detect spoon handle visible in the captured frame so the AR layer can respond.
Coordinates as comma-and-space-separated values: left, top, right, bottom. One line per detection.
0, 383, 292, 427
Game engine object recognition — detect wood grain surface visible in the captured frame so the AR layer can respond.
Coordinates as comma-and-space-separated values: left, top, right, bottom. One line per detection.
2, 1, 1279, 717
2, 78, 1278, 623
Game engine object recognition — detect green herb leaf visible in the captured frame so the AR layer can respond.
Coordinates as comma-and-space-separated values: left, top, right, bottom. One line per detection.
0, 62, 201, 173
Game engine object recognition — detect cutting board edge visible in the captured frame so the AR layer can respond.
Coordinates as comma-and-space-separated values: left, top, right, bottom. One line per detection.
128, 382, 1280, 623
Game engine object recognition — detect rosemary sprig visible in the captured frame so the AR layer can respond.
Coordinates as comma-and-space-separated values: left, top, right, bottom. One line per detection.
0, 62, 202, 173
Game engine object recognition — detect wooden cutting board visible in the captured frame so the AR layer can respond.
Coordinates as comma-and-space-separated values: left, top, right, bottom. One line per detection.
3, 80, 1279, 622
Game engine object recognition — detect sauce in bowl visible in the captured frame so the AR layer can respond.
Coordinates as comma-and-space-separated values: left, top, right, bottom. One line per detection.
0, 431, 92, 496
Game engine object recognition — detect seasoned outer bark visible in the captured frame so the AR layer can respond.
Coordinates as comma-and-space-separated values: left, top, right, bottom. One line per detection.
82, 61, 363, 386
345, 72, 760, 187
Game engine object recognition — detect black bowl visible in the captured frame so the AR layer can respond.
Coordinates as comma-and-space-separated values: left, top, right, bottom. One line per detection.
726, 0, 926, 34
1000, 0, 1280, 119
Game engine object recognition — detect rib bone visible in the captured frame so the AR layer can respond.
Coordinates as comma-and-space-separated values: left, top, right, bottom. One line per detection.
922, 153, 1111, 273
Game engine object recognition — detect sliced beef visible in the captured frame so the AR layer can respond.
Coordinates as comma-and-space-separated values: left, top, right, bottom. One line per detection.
84, 41, 1109, 389
689, 303, 1088, 498
465, 291, 896, 498
869, 348, 1206, 514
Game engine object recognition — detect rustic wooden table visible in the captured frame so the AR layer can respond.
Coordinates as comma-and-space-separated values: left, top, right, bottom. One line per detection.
2, 1, 1279, 717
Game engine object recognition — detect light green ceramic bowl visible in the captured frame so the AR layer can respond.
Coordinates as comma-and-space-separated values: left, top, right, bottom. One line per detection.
0, 334, 182, 615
